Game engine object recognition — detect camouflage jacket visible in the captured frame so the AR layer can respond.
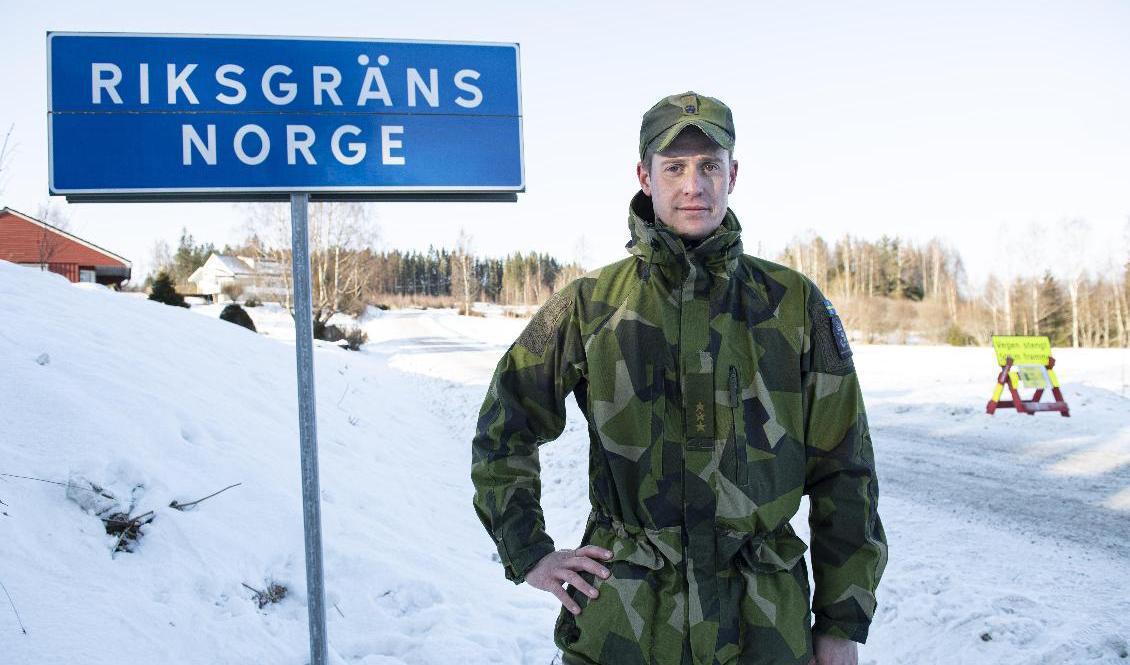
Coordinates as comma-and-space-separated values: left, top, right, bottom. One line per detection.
471, 191, 887, 665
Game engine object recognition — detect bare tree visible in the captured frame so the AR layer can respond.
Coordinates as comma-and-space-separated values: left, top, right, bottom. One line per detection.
0, 123, 14, 198
551, 237, 588, 291
451, 228, 477, 315
1117, 217, 1130, 347
239, 202, 294, 310
33, 199, 73, 268
148, 239, 173, 282
1013, 221, 1052, 336
238, 201, 379, 326
983, 275, 1003, 334
926, 239, 942, 300
573, 235, 590, 272
1062, 218, 1091, 348
308, 201, 378, 321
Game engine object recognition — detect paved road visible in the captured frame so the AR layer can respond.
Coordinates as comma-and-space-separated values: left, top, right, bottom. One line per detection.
874, 421, 1130, 561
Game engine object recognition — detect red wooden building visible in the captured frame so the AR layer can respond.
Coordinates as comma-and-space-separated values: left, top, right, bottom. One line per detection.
0, 207, 131, 287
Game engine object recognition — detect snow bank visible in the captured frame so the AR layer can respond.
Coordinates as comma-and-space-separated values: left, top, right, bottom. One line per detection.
0, 261, 555, 664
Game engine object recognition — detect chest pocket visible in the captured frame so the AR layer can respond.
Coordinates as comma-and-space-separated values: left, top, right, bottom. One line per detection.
727, 365, 751, 490
727, 363, 784, 458
722, 363, 778, 491
715, 352, 806, 530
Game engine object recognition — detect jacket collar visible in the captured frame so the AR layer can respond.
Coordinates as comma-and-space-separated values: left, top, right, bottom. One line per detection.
626, 190, 744, 277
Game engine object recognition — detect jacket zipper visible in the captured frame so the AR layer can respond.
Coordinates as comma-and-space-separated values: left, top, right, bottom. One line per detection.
729, 364, 747, 488
678, 260, 690, 663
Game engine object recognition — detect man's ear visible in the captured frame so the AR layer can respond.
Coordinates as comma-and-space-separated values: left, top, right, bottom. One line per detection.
727, 159, 739, 194
636, 161, 652, 196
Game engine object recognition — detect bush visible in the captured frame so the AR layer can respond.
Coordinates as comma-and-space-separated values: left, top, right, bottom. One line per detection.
313, 321, 345, 342
148, 271, 188, 308
220, 282, 244, 302
342, 326, 368, 351
945, 324, 977, 346
220, 304, 257, 332
244, 296, 261, 307
457, 302, 484, 316
344, 299, 369, 318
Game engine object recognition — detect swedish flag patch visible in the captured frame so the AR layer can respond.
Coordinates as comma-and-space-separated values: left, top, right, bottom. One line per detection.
823, 299, 853, 360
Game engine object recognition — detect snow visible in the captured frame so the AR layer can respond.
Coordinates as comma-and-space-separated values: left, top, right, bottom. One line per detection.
1, 259, 1128, 664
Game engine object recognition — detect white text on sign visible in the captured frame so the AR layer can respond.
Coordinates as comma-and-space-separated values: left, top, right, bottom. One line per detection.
89, 56, 486, 169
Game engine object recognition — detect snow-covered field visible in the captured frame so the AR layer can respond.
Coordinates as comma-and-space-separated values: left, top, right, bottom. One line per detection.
1, 260, 1128, 664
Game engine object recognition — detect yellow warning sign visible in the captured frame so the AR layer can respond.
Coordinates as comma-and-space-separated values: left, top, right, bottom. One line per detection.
986, 334, 1069, 417
991, 335, 1052, 366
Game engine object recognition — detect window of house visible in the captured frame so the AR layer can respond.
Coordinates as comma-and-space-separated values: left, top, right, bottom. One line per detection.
79, 269, 96, 283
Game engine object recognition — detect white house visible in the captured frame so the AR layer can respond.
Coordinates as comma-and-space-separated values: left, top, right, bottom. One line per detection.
186, 253, 287, 302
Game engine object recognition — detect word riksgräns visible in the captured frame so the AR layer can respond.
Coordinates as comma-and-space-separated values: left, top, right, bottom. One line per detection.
88, 54, 485, 167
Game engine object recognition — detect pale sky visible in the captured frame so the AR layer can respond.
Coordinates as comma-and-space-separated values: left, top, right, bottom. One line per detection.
2, 0, 1128, 288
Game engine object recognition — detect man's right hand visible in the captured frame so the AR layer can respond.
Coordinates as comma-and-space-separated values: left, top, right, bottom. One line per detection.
525, 546, 614, 615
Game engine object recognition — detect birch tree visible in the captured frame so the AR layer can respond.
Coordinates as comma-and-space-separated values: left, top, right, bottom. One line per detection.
451, 228, 477, 315
239, 201, 378, 325
1062, 218, 1091, 348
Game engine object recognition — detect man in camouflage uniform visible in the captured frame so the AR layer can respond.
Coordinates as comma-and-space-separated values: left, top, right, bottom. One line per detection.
471, 92, 887, 665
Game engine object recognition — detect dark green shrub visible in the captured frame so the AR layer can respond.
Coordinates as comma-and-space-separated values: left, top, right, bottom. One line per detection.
148, 271, 188, 308
220, 304, 257, 332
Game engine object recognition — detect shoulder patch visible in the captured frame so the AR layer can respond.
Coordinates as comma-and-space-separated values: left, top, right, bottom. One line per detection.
516, 288, 574, 356
823, 299, 853, 360
808, 296, 854, 374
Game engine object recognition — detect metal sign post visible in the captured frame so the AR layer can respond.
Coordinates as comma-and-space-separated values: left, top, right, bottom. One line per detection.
289, 192, 328, 665
47, 32, 524, 665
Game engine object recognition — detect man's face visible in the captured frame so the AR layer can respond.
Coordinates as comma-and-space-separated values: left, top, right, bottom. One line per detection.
636, 129, 738, 241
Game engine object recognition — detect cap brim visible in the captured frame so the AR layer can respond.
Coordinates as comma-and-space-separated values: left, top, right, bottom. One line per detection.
650, 120, 734, 155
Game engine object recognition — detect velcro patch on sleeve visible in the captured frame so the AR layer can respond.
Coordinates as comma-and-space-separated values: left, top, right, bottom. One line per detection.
808, 295, 855, 375
823, 299, 853, 360
516, 287, 574, 356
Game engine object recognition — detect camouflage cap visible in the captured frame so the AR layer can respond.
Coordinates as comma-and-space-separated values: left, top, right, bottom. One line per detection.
639, 91, 735, 160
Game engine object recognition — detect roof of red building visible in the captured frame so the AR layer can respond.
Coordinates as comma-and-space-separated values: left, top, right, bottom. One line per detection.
0, 207, 131, 266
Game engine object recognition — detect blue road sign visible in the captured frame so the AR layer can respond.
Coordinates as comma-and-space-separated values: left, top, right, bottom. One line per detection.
47, 33, 524, 198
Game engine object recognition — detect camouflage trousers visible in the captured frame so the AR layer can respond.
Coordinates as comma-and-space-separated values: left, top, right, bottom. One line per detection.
553, 509, 814, 665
